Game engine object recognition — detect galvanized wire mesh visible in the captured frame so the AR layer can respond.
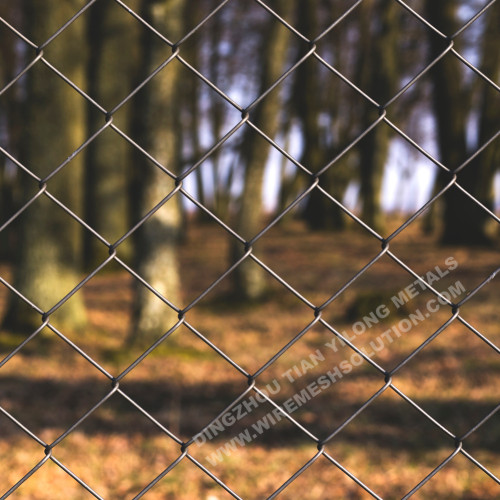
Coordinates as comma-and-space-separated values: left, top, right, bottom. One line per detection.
0, 0, 499, 498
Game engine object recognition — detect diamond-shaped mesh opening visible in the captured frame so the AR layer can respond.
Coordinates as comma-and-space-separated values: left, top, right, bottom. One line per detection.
272, 453, 376, 500
49, 392, 181, 499
116, 323, 248, 433
1, 0, 499, 497
69, 1, 144, 110
186, 284, 314, 374
0, 328, 112, 440
3, 69, 89, 176
256, 323, 385, 438
389, 60, 500, 159
13, 459, 99, 500
393, 321, 499, 426
410, 451, 500, 499
324, 388, 457, 499
315, 0, 437, 95
0, 207, 91, 330
191, 398, 321, 498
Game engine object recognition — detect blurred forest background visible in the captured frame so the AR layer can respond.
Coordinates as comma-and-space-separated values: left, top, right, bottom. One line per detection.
1, 1, 500, 498
0, 0, 498, 342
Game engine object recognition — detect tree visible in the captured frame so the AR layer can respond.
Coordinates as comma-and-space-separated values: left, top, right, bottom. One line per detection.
355, 0, 398, 234
293, 0, 398, 234
425, 0, 499, 245
229, 0, 291, 300
294, 0, 352, 231
471, 1, 500, 238
200, 0, 233, 221
2, 0, 87, 331
128, 0, 184, 343
0, 2, 23, 263
83, 0, 140, 268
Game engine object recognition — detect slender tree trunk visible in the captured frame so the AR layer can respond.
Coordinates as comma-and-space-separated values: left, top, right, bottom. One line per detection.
357, 0, 398, 234
230, 0, 290, 300
205, 7, 229, 220
129, 0, 184, 344
0, 2, 23, 263
425, 0, 493, 245
357, 111, 390, 234
3, 0, 87, 332
182, 1, 206, 214
277, 129, 302, 221
83, 0, 140, 268
297, 0, 358, 231
297, 0, 338, 230
472, 2, 500, 237
0, 166, 15, 263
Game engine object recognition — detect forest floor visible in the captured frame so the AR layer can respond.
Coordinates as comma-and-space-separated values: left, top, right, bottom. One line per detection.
0, 218, 499, 499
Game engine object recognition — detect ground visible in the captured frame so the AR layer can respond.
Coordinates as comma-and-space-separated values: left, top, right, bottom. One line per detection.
0, 218, 499, 499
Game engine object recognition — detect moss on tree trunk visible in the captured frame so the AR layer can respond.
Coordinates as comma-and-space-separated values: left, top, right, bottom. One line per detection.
3, 0, 87, 332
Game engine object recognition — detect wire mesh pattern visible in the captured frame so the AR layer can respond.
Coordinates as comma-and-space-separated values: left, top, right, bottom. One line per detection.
0, 0, 499, 498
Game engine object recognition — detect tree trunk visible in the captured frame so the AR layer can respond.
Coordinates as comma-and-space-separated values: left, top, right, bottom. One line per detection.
0, 2, 23, 263
83, 0, 140, 269
229, 0, 290, 300
2, 0, 87, 332
0, 166, 16, 263
182, 1, 206, 214
293, 0, 359, 231
472, 2, 500, 238
425, 0, 494, 245
356, 0, 398, 235
206, 7, 231, 221
129, 0, 184, 344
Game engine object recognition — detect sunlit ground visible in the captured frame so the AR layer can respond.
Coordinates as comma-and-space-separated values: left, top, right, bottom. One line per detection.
0, 218, 499, 499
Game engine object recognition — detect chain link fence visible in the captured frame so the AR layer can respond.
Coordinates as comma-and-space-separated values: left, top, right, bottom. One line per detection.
0, 0, 499, 498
